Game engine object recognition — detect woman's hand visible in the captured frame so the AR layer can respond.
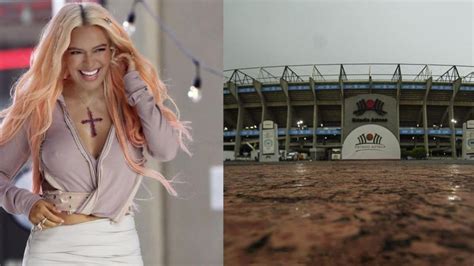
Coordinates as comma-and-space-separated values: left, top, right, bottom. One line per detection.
29, 200, 64, 230
115, 53, 136, 73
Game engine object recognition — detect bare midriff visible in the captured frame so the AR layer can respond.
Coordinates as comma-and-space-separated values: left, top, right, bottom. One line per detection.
57, 212, 105, 225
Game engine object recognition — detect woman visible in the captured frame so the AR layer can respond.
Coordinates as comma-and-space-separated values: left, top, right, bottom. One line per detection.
0, 2, 191, 265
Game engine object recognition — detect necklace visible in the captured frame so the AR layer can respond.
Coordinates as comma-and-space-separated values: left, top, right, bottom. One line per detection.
74, 88, 103, 138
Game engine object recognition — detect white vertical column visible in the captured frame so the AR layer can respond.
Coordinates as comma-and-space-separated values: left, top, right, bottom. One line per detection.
161, 0, 223, 265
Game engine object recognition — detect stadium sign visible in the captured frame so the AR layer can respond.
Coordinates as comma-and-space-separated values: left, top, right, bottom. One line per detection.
353, 118, 388, 123
467, 120, 474, 129
342, 124, 400, 159
260, 120, 279, 162
343, 94, 399, 141
353, 98, 387, 116
352, 98, 388, 122
462, 120, 474, 160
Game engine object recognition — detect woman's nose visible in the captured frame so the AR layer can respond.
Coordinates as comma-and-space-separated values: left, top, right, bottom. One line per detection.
82, 53, 95, 68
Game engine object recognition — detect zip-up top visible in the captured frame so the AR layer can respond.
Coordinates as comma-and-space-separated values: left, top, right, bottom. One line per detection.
0, 71, 180, 223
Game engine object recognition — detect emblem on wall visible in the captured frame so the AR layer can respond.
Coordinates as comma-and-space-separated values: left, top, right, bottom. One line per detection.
356, 133, 382, 145
353, 99, 387, 116
342, 124, 400, 159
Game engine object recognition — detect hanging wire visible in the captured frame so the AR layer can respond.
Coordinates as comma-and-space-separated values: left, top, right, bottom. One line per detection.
124, 0, 223, 78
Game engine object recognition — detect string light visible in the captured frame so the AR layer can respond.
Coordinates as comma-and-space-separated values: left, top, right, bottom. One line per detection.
123, 0, 138, 36
188, 60, 202, 102
123, 0, 223, 103
122, 14, 136, 35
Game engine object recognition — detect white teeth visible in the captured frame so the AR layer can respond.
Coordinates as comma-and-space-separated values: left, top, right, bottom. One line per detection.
80, 69, 99, 76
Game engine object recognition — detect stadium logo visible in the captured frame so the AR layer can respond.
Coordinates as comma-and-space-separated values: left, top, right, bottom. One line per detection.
354, 132, 386, 151
356, 132, 382, 145
353, 99, 387, 116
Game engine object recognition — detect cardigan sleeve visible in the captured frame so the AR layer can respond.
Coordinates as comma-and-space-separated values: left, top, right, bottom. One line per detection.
123, 71, 180, 162
0, 121, 43, 217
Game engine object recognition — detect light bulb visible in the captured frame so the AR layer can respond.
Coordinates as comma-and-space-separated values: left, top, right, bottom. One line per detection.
188, 76, 202, 103
123, 21, 136, 36
188, 86, 202, 103
123, 12, 136, 36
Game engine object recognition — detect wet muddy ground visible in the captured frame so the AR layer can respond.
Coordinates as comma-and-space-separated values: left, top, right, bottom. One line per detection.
224, 160, 474, 266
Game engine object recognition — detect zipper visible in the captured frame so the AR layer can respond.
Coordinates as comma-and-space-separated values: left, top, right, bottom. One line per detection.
95, 126, 115, 207
59, 103, 97, 179
59, 101, 116, 214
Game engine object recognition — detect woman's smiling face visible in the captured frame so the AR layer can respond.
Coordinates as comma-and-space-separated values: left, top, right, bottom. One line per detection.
64, 25, 112, 92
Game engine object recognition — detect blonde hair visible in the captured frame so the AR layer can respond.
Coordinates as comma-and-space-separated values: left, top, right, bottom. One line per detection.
0, 3, 192, 196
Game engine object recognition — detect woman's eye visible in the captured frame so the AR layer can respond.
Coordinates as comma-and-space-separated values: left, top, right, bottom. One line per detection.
70, 51, 82, 55
94, 48, 106, 53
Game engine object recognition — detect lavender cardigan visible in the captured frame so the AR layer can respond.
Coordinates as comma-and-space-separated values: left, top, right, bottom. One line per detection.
0, 71, 179, 223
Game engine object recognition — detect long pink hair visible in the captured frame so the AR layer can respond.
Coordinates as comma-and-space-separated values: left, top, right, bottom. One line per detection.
0, 3, 192, 196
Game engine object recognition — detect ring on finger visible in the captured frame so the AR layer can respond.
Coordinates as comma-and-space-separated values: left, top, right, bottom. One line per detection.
35, 222, 43, 231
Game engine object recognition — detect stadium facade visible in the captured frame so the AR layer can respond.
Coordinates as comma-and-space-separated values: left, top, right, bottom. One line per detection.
223, 64, 474, 160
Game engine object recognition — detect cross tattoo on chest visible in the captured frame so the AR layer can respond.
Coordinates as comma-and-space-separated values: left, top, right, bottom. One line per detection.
81, 107, 103, 137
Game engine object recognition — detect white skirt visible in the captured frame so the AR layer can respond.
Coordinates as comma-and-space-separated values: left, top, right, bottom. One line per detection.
22, 214, 143, 265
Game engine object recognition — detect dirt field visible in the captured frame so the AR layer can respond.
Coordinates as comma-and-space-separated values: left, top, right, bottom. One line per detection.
224, 160, 474, 266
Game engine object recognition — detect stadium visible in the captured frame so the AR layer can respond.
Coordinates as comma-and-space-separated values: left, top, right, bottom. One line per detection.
223, 63, 474, 265
224, 63, 474, 161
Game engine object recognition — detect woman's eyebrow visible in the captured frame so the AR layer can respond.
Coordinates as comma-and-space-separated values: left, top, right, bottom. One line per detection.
67, 44, 108, 51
